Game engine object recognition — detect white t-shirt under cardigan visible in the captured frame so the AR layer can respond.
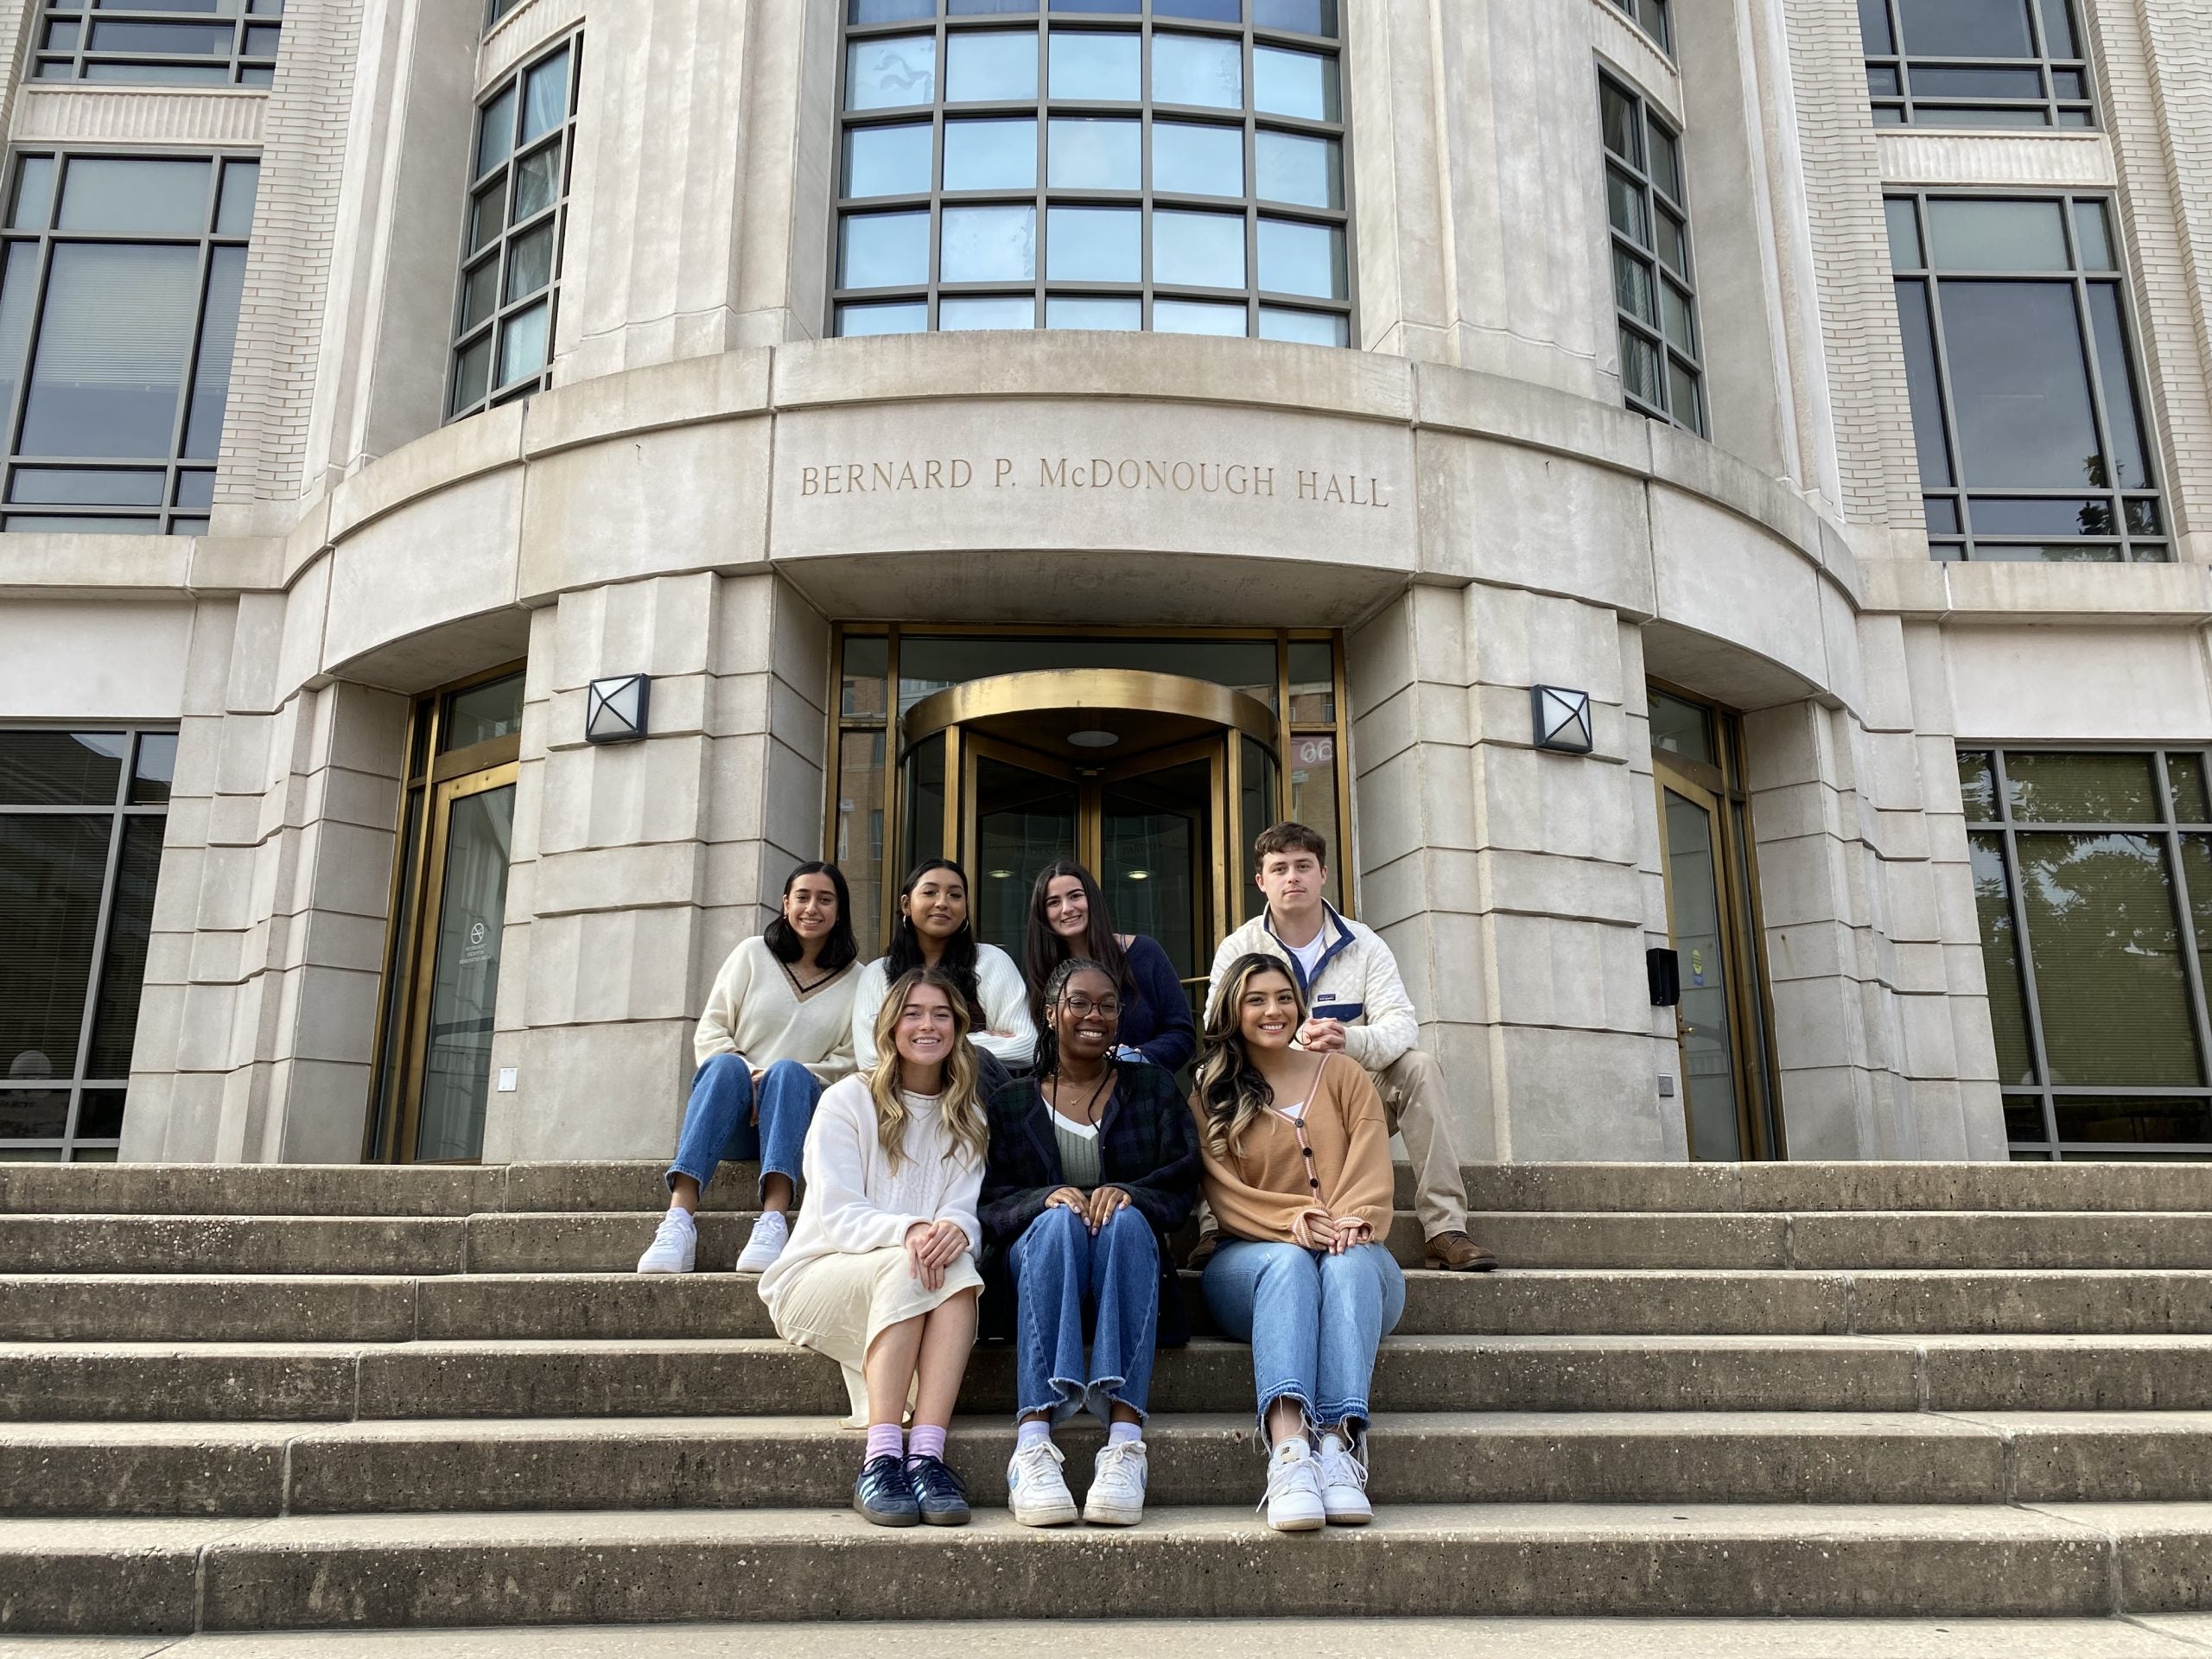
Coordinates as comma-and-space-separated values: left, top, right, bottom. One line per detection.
847, 943, 1039, 1071
692, 936, 861, 1080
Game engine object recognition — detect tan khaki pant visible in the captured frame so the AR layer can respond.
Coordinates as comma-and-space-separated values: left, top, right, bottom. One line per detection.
1371, 1047, 1468, 1238
1196, 1046, 1470, 1241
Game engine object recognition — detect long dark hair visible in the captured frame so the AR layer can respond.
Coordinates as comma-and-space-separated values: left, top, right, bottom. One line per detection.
884, 858, 982, 1020
1195, 952, 1306, 1160
1021, 858, 1133, 1027
762, 861, 859, 974
1033, 956, 1122, 1086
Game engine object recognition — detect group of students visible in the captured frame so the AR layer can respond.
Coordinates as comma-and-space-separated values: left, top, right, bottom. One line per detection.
633, 823, 1495, 1535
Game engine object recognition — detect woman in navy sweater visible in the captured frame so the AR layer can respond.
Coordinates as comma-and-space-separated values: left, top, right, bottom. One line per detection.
1020, 860, 1197, 1074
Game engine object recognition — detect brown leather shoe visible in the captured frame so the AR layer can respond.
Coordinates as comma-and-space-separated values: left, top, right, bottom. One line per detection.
1185, 1233, 1219, 1270
1425, 1230, 1498, 1272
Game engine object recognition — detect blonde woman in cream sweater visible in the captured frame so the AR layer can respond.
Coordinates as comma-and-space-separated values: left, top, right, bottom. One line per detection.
637, 862, 861, 1276
760, 967, 987, 1528
1192, 951, 1405, 1534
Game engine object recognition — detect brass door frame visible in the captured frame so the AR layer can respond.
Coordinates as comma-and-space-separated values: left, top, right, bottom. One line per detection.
957, 728, 1233, 961
366, 662, 526, 1164
385, 760, 518, 1165
828, 628, 1354, 951
1653, 752, 1782, 1161
919, 672, 1273, 967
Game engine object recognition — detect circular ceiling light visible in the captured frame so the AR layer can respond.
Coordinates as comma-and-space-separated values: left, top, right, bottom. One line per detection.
988, 869, 1014, 879
1127, 869, 1151, 880
1067, 729, 1120, 749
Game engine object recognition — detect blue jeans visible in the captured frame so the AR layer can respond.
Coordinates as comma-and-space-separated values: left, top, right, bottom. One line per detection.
1010, 1203, 1160, 1425
665, 1056, 822, 1202
1203, 1239, 1405, 1436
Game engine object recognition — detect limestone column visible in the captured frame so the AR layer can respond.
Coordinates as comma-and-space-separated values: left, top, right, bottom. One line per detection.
482, 570, 829, 1162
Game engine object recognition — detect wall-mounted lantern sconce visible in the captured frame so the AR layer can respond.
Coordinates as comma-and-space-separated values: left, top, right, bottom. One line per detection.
1532, 684, 1594, 754
585, 675, 651, 745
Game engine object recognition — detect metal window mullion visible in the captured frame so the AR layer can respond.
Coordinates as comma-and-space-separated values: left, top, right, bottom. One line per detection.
2062, 197, 2132, 556
1989, 750, 2063, 1154
1916, 213, 1976, 554
164, 235, 217, 531
62, 746, 134, 1157
2155, 750, 2212, 1093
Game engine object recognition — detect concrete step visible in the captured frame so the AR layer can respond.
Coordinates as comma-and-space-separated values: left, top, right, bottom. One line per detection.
7, 1160, 2211, 1219
17, 1409, 2212, 1517
10, 1502, 2212, 1631
17, 1208, 2212, 1274
16, 1268, 2212, 1344
12, 1334, 2212, 1423
29, 1615, 2212, 1659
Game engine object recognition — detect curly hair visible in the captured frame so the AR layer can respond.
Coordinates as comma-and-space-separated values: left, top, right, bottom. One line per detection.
1194, 952, 1306, 1161
865, 967, 988, 1171
1033, 955, 1122, 1085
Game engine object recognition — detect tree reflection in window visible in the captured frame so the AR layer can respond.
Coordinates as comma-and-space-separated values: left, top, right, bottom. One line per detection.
1961, 748, 2212, 1160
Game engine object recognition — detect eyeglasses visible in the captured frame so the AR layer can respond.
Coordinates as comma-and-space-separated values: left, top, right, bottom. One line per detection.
1057, 995, 1122, 1020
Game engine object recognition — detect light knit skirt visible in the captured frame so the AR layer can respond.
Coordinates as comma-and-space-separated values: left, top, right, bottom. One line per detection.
767, 1244, 983, 1426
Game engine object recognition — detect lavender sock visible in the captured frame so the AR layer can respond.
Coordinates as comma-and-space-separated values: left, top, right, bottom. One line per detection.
865, 1422, 904, 1463
1109, 1421, 1142, 1446
1016, 1419, 1052, 1452
908, 1423, 948, 1463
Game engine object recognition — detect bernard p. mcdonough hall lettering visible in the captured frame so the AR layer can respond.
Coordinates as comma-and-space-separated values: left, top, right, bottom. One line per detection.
798, 454, 1391, 509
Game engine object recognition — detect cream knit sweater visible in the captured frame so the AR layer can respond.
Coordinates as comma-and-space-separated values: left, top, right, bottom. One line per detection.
756, 1074, 984, 1318
849, 944, 1038, 1071
692, 937, 861, 1081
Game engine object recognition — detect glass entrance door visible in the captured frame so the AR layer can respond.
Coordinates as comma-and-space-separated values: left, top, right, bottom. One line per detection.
904, 669, 1277, 980
1659, 775, 1746, 1160
407, 766, 515, 1161
367, 664, 524, 1164
969, 739, 1081, 957
1649, 683, 1781, 1160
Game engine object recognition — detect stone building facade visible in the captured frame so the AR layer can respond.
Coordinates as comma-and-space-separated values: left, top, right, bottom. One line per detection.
2, 0, 2204, 1172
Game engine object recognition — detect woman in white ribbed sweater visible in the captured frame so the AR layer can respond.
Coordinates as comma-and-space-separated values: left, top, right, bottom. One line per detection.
637, 862, 861, 1276
760, 968, 987, 1528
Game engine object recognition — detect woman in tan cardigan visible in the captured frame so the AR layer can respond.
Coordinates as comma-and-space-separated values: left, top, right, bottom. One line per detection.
1192, 952, 1407, 1534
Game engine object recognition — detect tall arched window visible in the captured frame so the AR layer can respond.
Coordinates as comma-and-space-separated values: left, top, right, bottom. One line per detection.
834, 0, 1352, 345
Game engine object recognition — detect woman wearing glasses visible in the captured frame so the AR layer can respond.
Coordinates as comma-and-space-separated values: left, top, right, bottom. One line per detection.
979, 957, 1200, 1528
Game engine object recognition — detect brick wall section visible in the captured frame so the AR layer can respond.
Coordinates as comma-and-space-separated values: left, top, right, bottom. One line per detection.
217, 0, 366, 512
2109, 0, 2212, 537
1778, 0, 1923, 533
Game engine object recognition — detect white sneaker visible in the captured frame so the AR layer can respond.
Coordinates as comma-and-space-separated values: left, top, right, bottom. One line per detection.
635, 1208, 696, 1274
1007, 1437, 1079, 1527
1084, 1437, 1147, 1526
734, 1211, 788, 1274
1317, 1433, 1371, 1525
1261, 1439, 1325, 1533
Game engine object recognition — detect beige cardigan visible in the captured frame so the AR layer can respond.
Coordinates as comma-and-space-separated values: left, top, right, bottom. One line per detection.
1192, 1052, 1394, 1243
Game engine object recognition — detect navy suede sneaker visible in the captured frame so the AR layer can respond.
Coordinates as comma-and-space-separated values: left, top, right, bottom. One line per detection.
904, 1452, 971, 1527
854, 1453, 922, 1527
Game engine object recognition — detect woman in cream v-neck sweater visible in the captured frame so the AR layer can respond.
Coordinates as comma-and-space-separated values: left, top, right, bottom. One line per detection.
636, 862, 862, 1277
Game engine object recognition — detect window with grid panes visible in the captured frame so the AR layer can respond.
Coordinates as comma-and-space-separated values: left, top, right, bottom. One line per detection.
1606, 0, 1672, 55
0, 150, 257, 534
31, 0, 281, 88
834, 0, 1351, 345
0, 728, 173, 1163
1886, 194, 2164, 562
1961, 748, 2212, 1161
1859, 0, 2092, 128
1599, 74, 1704, 436
448, 36, 579, 420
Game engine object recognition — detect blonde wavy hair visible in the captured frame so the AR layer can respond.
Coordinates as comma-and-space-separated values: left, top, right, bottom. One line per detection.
865, 967, 988, 1170
1195, 952, 1307, 1162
